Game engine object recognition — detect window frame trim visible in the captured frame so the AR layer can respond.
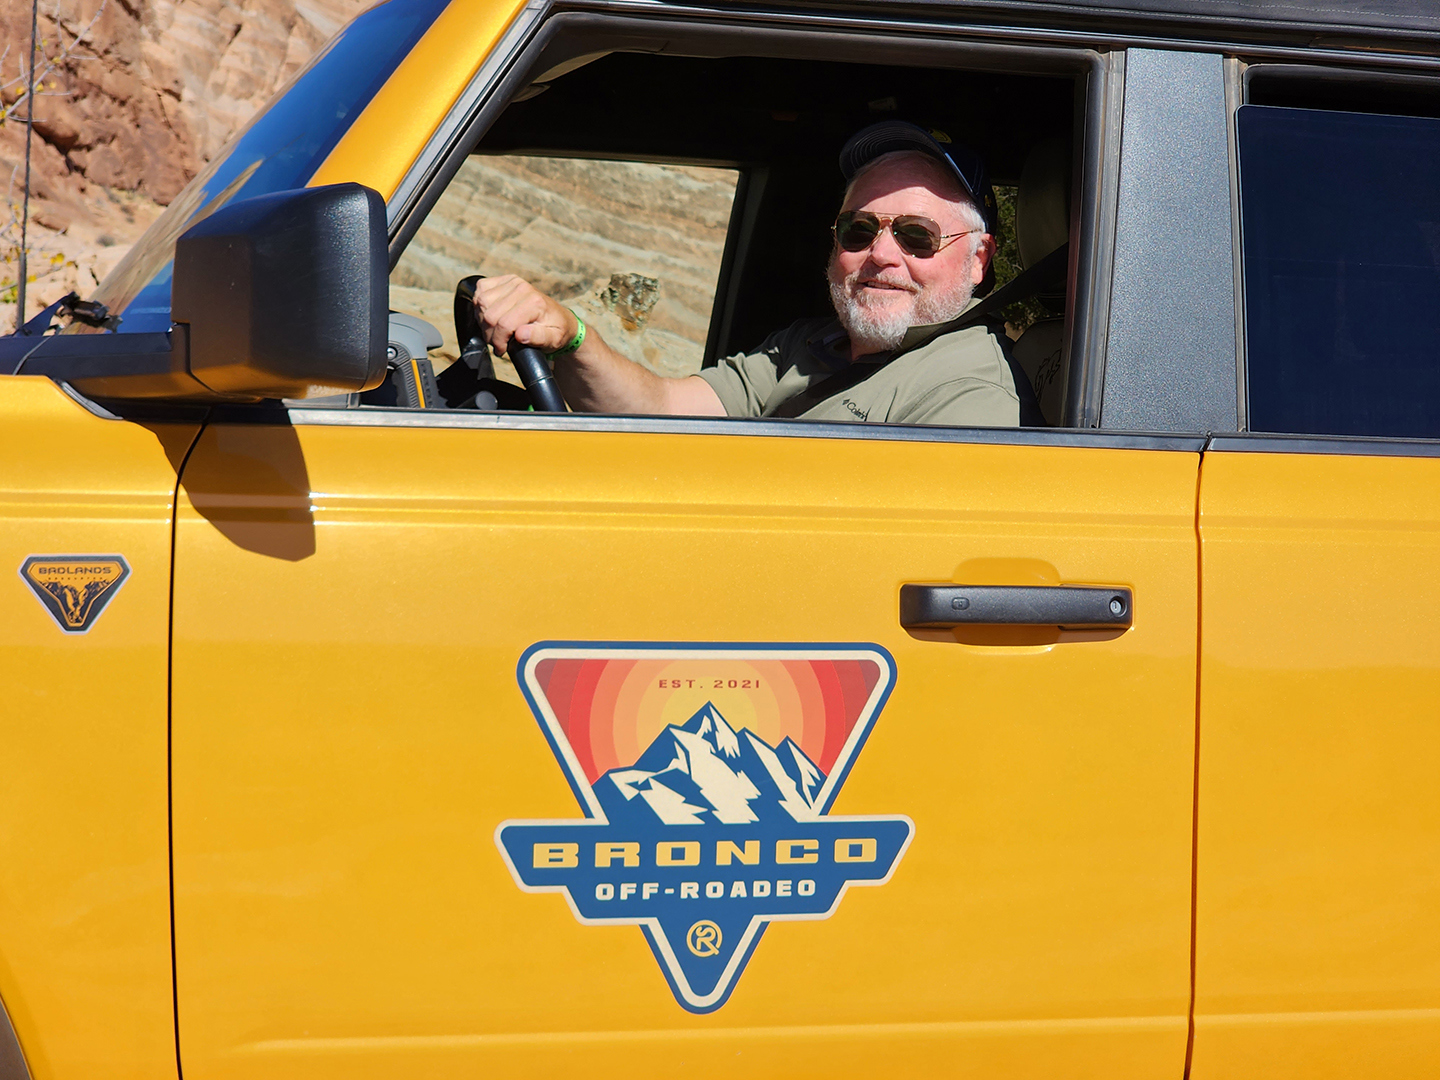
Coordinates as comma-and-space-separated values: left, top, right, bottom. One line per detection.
1232, 83, 1440, 449
235, 403, 1209, 452
1207, 432, 1440, 459
1224, 55, 1248, 433
383, 6, 1115, 431
1242, 61, 1440, 105
1235, 65, 1440, 441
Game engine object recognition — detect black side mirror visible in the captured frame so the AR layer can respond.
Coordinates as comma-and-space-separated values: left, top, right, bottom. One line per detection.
2, 184, 388, 402
172, 183, 388, 398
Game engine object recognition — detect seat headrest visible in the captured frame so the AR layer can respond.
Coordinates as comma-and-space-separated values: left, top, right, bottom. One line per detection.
1016, 137, 1071, 269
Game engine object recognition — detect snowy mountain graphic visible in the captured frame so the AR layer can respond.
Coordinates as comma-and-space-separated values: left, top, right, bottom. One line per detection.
597, 703, 826, 825
499, 642, 909, 1013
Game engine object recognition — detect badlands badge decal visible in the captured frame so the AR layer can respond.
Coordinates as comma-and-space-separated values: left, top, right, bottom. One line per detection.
496, 642, 913, 1012
20, 555, 130, 633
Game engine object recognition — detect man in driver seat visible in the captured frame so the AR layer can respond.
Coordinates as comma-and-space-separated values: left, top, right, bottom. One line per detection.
473, 122, 1029, 427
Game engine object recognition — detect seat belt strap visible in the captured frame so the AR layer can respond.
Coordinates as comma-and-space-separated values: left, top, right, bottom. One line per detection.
946, 241, 1069, 333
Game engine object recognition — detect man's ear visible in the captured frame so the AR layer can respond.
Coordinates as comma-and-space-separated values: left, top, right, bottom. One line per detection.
970, 235, 997, 286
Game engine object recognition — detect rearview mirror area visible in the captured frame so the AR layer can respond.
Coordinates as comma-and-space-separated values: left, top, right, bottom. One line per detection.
173, 183, 389, 399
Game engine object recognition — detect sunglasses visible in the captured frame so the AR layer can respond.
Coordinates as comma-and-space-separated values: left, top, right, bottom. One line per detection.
833, 210, 979, 259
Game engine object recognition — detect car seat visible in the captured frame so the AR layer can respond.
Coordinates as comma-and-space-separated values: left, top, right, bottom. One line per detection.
1011, 137, 1071, 427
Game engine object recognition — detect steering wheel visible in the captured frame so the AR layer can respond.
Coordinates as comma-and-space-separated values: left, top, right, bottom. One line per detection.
454, 276, 568, 412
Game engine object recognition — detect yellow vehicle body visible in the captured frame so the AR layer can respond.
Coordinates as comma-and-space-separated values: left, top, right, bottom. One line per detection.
0, 380, 197, 1079
1193, 450, 1440, 1080
5, 0, 1440, 1075
166, 421, 1198, 1077
310, 0, 527, 198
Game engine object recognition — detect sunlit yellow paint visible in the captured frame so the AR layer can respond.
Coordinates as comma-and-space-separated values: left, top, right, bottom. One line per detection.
1192, 449, 1440, 1079
308, 0, 530, 198
170, 421, 1198, 1078
0, 377, 198, 1080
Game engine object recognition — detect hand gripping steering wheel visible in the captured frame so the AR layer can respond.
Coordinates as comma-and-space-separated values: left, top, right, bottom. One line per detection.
454, 276, 568, 412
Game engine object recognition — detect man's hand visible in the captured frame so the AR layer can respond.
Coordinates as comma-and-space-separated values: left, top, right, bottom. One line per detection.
467, 272, 725, 417
473, 275, 578, 356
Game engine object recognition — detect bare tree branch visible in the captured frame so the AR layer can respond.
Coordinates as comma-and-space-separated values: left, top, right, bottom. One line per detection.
0, 0, 106, 315
0, 0, 107, 126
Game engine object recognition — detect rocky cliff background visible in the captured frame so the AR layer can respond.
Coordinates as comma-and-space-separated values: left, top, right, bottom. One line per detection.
0, 0, 735, 376
393, 154, 737, 378
1, 0, 369, 330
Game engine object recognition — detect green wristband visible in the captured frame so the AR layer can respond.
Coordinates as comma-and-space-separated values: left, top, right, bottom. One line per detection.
549, 311, 586, 357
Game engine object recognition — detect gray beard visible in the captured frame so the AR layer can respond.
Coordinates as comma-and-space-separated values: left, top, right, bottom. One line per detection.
828, 270, 976, 356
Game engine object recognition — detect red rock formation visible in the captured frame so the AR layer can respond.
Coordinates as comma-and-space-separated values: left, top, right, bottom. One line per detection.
1, 0, 367, 327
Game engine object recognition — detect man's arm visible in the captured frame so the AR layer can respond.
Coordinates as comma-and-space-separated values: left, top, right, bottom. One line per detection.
473, 275, 725, 416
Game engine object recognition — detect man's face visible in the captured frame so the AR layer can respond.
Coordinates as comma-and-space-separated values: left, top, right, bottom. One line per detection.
827, 154, 992, 355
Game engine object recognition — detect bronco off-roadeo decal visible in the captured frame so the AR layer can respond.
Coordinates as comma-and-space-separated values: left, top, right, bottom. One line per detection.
20, 555, 131, 633
496, 642, 913, 1012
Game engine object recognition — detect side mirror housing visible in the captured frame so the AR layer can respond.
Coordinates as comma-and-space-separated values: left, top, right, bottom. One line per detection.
3, 184, 388, 402
171, 183, 388, 398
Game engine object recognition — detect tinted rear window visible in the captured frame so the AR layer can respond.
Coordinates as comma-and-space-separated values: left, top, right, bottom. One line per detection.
1238, 104, 1440, 439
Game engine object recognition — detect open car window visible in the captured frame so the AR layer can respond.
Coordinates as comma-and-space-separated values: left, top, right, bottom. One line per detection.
390, 155, 739, 388
379, 34, 1088, 427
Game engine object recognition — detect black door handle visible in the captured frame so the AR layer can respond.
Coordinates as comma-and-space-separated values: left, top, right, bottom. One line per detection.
899, 584, 1133, 630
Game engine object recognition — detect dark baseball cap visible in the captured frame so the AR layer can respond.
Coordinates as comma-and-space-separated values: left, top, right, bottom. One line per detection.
839, 121, 998, 236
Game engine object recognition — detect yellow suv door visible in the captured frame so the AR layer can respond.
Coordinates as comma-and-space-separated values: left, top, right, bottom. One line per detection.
1192, 96, 1440, 1079
153, 4, 1208, 1077
169, 418, 1201, 1078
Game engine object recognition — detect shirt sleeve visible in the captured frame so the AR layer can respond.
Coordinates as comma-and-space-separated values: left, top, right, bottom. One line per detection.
696, 337, 785, 418
896, 377, 1021, 427
695, 320, 849, 418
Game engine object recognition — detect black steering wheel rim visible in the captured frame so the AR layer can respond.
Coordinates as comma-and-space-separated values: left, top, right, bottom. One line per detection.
454, 275, 568, 412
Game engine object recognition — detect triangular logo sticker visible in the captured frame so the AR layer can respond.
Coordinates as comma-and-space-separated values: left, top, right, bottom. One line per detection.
496, 642, 912, 1012
20, 555, 131, 633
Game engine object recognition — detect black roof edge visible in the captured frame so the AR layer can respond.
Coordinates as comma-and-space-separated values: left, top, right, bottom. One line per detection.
698, 0, 1440, 54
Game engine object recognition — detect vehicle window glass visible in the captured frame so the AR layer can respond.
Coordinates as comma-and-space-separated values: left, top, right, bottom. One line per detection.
1238, 104, 1440, 439
94, 0, 450, 333
390, 154, 739, 386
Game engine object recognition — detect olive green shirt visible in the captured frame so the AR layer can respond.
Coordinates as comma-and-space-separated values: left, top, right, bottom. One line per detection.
698, 303, 1021, 427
